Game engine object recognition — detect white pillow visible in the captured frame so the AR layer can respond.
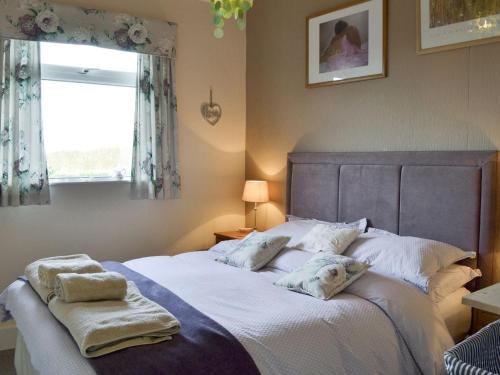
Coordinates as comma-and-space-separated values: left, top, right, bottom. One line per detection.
209, 239, 241, 255
344, 234, 476, 292
274, 253, 369, 300
266, 248, 314, 273
428, 265, 481, 303
287, 215, 368, 233
264, 220, 320, 248
266, 218, 366, 248
367, 227, 398, 237
215, 232, 290, 271
295, 224, 360, 254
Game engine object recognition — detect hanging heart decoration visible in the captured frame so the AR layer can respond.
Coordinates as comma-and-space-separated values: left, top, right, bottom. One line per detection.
201, 88, 222, 126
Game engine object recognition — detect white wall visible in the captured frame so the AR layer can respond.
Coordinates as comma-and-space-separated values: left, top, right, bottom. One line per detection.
0, 0, 247, 290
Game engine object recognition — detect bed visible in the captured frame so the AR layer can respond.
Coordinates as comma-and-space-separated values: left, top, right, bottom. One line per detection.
3, 151, 498, 375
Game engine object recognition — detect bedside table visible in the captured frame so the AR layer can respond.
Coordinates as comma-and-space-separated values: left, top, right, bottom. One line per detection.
214, 231, 249, 244
463, 283, 500, 333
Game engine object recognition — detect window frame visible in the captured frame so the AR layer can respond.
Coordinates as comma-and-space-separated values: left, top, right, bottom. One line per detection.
41, 64, 136, 88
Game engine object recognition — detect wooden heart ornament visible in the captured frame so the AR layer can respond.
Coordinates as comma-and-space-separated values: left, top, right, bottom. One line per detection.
201, 88, 222, 126
201, 102, 222, 126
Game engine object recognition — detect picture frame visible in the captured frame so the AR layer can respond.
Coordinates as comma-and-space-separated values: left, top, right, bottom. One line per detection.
306, 0, 387, 88
417, 0, 500, 54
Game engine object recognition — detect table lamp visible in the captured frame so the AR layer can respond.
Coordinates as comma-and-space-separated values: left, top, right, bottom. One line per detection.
241, 180, 269, 232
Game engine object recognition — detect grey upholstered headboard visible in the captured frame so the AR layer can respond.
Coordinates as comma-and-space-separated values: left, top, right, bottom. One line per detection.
286, 152, 497, 288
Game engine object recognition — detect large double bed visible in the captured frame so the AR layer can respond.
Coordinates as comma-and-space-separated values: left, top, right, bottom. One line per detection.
3, 151, 498, 375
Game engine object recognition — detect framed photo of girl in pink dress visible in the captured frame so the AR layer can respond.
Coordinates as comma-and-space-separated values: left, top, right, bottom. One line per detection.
307, 0, 387, 88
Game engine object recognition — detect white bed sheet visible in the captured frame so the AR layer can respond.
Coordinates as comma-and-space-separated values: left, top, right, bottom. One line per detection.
436, 287, 472, 342
5, 251, 453, 375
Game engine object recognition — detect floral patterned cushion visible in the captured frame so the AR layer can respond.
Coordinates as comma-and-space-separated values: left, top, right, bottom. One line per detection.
215, 232, 290, 271
274, 253, 369, 300
295, 224, 360, 254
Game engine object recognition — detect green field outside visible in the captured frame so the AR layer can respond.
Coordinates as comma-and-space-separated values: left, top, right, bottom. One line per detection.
47, 148, 131, 179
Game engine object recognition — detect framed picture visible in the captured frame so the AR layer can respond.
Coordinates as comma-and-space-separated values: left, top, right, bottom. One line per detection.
306, 0, 387, 88
417, 0, 500, 54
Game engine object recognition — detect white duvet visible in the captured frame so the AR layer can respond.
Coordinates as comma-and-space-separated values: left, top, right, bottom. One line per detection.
3, 250, 453, 375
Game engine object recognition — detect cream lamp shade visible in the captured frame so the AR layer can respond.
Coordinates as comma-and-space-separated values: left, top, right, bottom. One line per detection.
242, 181, 269, 203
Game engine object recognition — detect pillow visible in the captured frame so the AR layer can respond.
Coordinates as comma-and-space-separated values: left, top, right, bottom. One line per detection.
287, 215, 368, 233
209, 239, 240, 255
428, 265, 481, 303
274, 253, 369, 300
264, 220, 319, 247
266, 218, 366, 248
295, 224, 360, 254
215, 232, 290, 271
367, 227, 398, 237
265, 248, 314, 273
344, 234, 476, 292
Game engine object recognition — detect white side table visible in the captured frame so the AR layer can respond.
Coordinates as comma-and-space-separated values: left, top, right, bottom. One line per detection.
463, 283, 500, 333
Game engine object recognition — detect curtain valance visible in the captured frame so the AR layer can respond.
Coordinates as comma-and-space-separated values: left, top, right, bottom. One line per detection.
0, 0, 177, 57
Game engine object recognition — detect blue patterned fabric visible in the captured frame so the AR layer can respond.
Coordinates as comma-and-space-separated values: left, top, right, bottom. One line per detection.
444, 320, 500, 375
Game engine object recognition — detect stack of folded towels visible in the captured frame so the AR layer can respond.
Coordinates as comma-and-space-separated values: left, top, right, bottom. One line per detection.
24, 254, 180, 358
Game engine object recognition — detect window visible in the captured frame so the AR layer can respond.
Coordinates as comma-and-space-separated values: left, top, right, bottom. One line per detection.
40, 42, 138, 182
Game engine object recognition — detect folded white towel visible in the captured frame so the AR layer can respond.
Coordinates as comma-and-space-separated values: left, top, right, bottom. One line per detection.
38, 259, 104, 289
25, 254, 93, 304
49, 281, 181, 358
55, 272, 128, 303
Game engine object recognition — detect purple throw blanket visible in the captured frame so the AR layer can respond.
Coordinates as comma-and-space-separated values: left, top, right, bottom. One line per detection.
85, 261, 260, 375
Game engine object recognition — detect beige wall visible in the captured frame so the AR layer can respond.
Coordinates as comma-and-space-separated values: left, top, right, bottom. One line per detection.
0, 0, 246, 290
246, 0, 500, 281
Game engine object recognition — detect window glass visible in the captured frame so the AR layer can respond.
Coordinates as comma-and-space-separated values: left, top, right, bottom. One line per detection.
40, 42, 137, 181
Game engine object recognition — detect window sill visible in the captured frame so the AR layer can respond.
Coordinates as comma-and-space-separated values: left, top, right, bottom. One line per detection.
49, 177, 131, 185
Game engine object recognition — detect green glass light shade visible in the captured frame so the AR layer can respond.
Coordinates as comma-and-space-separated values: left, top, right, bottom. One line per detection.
209, 0, 254, 38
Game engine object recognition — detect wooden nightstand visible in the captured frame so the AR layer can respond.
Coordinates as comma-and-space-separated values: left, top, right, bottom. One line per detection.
214, 231, 249, 244
463, 283, 500, 333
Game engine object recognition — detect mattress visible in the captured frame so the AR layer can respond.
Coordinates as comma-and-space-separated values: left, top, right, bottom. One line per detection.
437, 287, 472, 342
5, 251, 454, 375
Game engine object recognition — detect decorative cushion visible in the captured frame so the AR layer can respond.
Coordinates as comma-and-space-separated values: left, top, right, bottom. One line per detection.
428, 265, 482, 303
215, 232, 290, 271
295, 224, 360, 254
274, 253, 369, 300
344, 234, 476, 292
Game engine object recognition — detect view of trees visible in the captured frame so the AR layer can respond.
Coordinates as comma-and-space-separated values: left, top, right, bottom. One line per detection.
430, 0, 500, 28
47, 148, 131, 179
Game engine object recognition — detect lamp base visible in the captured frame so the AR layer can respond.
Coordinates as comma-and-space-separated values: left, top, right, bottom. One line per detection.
238, 227, 255, 234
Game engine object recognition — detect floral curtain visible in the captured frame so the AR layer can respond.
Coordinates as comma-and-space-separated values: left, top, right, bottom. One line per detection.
131, 54, 180, 200
0, 0, 176, 57
0, 38, 50, 206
